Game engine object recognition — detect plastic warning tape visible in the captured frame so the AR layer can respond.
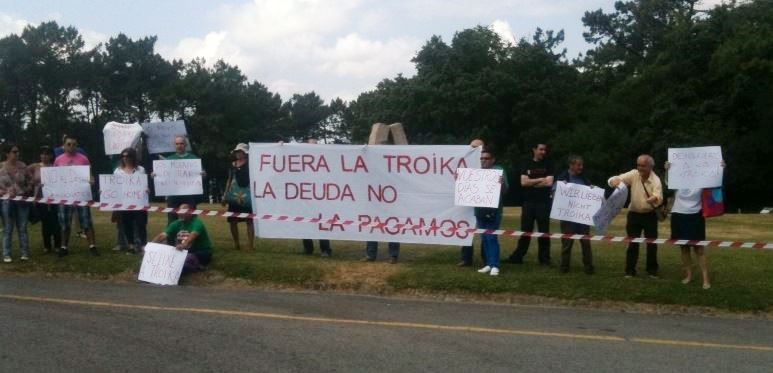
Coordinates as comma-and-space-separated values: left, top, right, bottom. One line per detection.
3, 195, 772, 250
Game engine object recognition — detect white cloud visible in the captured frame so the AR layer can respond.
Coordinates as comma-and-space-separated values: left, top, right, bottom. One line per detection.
0, 13, 29, 36
80, 29, 108, 50
490, 20, 516, 45
160, 0, 421, 101
0, 12, 106, 50
316, 33, 419, 78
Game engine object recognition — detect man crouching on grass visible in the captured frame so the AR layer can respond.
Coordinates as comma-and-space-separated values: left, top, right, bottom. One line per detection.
151, 204, 212, 274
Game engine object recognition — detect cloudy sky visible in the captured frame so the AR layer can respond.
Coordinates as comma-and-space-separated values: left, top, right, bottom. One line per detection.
0, 0, 725, 102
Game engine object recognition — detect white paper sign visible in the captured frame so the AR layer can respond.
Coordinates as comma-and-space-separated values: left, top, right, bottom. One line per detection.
103, 121, 142, 155
592, 184, 628, 234
454, 168, 502, 208
249, 143, 480, 245
550, 182, 605, 226
137, 243, 187, 285
152, 159, 203, 196
667, 146, 723, 189
98, 174, 149, 211
41, 166, 92, 201
143, 120, 189, 154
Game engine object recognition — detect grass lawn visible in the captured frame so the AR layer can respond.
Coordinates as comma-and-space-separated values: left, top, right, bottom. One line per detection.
2, 203, 772, 312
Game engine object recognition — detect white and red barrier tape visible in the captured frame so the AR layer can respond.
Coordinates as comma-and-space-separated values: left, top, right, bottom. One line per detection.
3, 195, 772, 250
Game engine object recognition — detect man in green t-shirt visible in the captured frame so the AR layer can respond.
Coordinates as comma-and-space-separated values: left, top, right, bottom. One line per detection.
151, 204, 212, 273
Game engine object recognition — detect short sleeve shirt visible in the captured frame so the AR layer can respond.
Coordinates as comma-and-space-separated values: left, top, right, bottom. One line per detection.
520, 158, 554, 203
54, 152, 90, 166
164, 217, 212, 254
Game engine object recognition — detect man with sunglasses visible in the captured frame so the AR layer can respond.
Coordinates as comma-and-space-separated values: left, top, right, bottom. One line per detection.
53, 134, 98, 257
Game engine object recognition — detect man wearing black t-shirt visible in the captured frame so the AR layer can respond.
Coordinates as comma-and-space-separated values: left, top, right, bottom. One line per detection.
507, 143, 554, 265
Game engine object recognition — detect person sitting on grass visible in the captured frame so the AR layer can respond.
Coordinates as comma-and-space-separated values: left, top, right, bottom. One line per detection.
151, 204, 212, 274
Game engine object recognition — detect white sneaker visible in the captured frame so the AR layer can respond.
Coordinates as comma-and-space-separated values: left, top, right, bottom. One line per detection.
20, 255, 29, 261
478, 266, 491, 273
2, 256, 11, 263
490, 267, 500, 276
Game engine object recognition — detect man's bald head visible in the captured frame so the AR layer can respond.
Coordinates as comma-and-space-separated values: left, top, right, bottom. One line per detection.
470, 139, 484, 148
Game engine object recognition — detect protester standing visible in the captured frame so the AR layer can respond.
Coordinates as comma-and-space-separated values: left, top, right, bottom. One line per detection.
28, 146, 61, 254
507, 143, 554, 265
666, 160, 725, 289
157, 135, 204, 224
114, 148, 148, 254
608, 154, 662, 278
458, 138, 487, 267
223, 143, 254, 251
555, 155, 595, 274
0, 143, 31, 262
475, 147, 508, 277
300, 138, 332, 257
54, 134, 99, 257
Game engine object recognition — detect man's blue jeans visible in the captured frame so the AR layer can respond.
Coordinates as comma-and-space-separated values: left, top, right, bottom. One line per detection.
365, 241, 399, 259
479, 212, 502, 268
2, 200, 30, 257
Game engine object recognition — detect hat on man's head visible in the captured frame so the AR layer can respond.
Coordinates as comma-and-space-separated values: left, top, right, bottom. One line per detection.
232, 143, 249, 154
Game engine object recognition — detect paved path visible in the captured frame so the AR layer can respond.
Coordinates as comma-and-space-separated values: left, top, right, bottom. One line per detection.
1, 275, 772, 372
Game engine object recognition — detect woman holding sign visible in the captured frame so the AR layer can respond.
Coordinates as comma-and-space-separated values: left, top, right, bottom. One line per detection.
222, 143, 254, 251
0, 143, 32, 262
665, 160, 725, 290
114, 148, 148, 254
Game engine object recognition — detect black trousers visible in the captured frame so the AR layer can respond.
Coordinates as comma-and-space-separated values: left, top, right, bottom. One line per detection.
560, 221, 593, 271
510, 201, 551, 264
38, 204, 61, 250
303, 239, 331, 255
121, 210, 148, 247
625, 211, 659, 276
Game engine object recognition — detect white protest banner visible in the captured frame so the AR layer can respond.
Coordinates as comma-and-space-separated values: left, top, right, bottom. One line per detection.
550, 182, 605, 226
249, 143, 480, 245
152, 159, 203, 196
454, 168, 503, 208
98, 174, 149, 211
143, 120, 189, 154
592, 183, 628, 234
137, 243, 187, 285
41, 166, 92, 201
667, 146, 723, 189
102, 121, 142, 155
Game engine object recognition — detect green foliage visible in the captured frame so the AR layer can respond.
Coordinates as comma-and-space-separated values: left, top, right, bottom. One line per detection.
349, 0, 773, 209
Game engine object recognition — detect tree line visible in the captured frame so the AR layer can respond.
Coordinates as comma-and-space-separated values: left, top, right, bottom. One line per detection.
1, 0, 770, 209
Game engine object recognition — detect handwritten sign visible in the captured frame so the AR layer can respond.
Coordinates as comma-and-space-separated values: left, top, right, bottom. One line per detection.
41, 166, 92, 201
143, 120, 189, 154
249, 143, 480, 245
454, 168, 503, 208
103, 121, 142, 155
667, 146, 723, 189
98, 174, 149, 211
137, 243, 187, 285
592, 183, 628, 234
550, 182, 604, 226
152, 159, 203, 196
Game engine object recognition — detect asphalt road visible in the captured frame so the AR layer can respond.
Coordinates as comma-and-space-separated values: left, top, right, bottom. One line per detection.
1, 275, 772, 372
